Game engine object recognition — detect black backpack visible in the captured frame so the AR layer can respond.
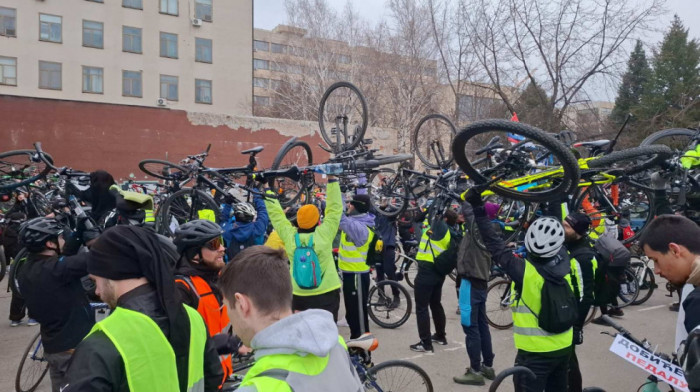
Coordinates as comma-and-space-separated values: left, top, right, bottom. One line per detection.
594, 236, 631, 268
537, 277, 578, 334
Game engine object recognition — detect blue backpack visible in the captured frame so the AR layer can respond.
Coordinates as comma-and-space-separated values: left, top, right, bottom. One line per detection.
293, 233, 322, 289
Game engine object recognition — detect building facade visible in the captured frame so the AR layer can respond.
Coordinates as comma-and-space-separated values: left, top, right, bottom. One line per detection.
0, 0, 252, 115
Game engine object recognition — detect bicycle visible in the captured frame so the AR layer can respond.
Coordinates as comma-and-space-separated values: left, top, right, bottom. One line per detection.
367, 264, 413, 329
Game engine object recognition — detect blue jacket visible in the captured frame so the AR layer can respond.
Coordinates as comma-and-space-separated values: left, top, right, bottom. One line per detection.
220, 195, 269, 247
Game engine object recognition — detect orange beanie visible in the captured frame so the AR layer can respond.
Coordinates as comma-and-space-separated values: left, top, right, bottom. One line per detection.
296, 204, 320, 230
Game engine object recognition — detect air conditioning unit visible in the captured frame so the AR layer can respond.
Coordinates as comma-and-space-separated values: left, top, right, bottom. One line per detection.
192, 18, 203, 27
157, 98, 168, 107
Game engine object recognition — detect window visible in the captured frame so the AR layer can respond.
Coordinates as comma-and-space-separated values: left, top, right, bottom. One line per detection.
160, 32, 178, 58
254, 95, 270, 106
122, 70, 142, 97
83, 20, 103, 48
122, 26, 142, 53
0, 56, 17, 86
0, 7, 16, 37
160, 75, 178, 101
271, 43, 287, 54
82, 66, 103, 93
123, 0, 143, 9
270, 62, 286, 72
195, 38, 212, 63
195, 79, 212, 104
254, 40, 269, 52
39, 14, 62, 43
160, 0, 178, 15
39, 61, 61, 90
253, 77, 269, 89
253, 59, 269, 70
270, 79, 281, 90
195, 0, 212, 21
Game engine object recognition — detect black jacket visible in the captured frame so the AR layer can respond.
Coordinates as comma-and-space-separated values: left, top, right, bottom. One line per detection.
17, 253, 94, 354
63, 284, 223, 392
567, 236, 596, 329
175, 262, 223, 310
456, 202, 492, 290
683, 286, 700, 391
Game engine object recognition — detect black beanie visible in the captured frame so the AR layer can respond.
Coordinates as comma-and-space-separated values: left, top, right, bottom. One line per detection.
565, 212, 592, 236
351, 194, 371, 214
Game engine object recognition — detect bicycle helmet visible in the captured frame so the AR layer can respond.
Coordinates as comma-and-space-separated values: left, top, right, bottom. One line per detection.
19, 217, 64, 249
173, 219, 224, 253
524, 217, 565, 258
234, 202, 257, 223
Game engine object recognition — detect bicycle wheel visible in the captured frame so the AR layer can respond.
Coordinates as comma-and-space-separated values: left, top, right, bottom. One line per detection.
401, 257, 418, 289
15, 332, 49, 392
587, 145, 673, 175
472, 198, 533, 251
29, 190, 51, 217
616, 267, 640, 308
640, 128, 698, 150
368, 169, 408, 218
583, 307, 597, 326
366, 360, 433, 392
318, 81, 368, 151
269, 139, 313, 207
630, 259, 656, 306
485, 279, 513, 329
368, 280, 412, 329
156, 188, 219, 236
413, 113, 457, 169
0, 150, 54, 192
0, 245, 6, 283
138, 159, 190, 181
452, 120, 579, 202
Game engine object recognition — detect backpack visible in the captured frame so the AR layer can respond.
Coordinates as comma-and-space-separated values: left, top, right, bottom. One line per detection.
594, 235, 630, 268
537, 276, 578, 334
292, 233, 322, 289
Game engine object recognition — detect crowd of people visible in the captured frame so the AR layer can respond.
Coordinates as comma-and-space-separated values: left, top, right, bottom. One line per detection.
2, 167, 700, 392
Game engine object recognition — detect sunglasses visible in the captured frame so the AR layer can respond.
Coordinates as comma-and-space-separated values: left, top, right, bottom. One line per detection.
204, 237, 223, 251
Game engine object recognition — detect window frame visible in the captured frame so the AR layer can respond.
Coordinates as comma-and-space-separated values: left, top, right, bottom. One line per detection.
82, 66, 104, 94
0, 7, 16, 37
253, 40, 269, 52
194, 0, 213, 22
253, 95, 270, 107
39, 13, 62, 43
270, 43, 287, 54
122, 26, 142, 54
123, 0, 143, 10
160, 0, 178, 16
195, 79, 212, 104
160, 32, 178, 59
253, 59, 269, 70
253, 77, 269, 89
82, 20, 104, 49
195, 37, 213, 64
38, 61, 62, 90
160, 74, 179, 101
0, 56, 17, 86
122, 70, 143, 98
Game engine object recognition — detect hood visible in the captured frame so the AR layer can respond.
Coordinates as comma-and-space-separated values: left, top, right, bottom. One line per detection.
347, 212, 376, 228
251, 309, 339, 358
531, 247, 571, 283
228, 221, 258, 242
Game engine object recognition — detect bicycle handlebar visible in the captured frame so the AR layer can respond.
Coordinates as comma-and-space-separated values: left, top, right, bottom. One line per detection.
601, 315, 650, 351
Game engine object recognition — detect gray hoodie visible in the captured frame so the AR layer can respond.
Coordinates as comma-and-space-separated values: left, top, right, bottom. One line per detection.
238, 310, 363, 392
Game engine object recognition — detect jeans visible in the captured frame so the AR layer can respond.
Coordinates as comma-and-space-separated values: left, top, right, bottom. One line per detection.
414, 275, 446, 345
459, 279, 494, 372
375, 246, 399, 296
293, 289, 341, 322
46, 351, 73, 392
342, 271, 370, 339
514, 349, 571, 392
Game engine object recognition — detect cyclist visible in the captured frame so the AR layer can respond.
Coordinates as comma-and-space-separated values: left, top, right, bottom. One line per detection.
466, 191, 574, 392
639, 214, 700, 390
173, 219, 237, 383
410, 208, 462, 353
220, 195, 269, 261
16, 217, 97, 392
264, 176, 343, 321
562, 212, 596, 392
62, 225, 223, 391
2, 211, 34, 327
218, 245, 363, 391
338, 193, 375, 339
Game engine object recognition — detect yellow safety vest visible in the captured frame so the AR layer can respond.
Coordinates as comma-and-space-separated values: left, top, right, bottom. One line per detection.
511, 261, 574, 353
86, 305, 206, 392
415, 227, 451, 263
569, 251, 598, 301
338, 230, 373, 273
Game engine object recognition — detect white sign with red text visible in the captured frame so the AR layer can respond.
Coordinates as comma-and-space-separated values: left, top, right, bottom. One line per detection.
609, 334, 689, 392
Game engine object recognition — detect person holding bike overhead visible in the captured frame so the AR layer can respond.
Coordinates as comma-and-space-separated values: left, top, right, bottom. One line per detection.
466, 190, 575, 392
220, 195, 269, 261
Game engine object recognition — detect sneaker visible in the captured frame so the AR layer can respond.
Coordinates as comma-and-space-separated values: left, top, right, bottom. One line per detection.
10, 320, 21, 327
453, 368, 485, 386
431, 334, 448, 346
26, 319, 38, 326
480, 366, 496, 380
409, 342, 434, 353
608, 308, 624, 317
670, 303, 680, 312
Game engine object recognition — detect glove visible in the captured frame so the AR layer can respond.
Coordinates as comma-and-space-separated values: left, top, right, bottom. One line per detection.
211, 333, 242, 355
461, 188, 484, 207
573, 327, 583, 345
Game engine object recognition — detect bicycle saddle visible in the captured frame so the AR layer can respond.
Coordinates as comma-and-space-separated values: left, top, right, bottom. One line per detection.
575, 140, 610, 148
241, 146, 264, 155
346, 333, 379, 352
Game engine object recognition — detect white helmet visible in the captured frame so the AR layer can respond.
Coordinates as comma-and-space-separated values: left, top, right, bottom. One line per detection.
234, 202, 257, 222
524, 217, 565, 258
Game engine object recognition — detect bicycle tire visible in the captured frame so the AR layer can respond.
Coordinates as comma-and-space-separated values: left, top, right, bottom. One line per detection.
489, 366, 536, 392
370, 153, 414, 166
138, 159, 190, 181
269, 140, 313, 207
366, 359, 433, 392
0, 150, 54, 192
0, 245, 6, 283
471, 199, 532, 251
616, 267, 640, 308
587, 145, 673, 175
155, 188, 219, 236
452, 120, 579, 202
485, 279, 513, 330
640, 128, 698, 148
368, 169, 407, 218
413, 113, 457, 169
15, 332, 49, 392
630, 259, 656, 306
29, 190, 51, 217
9, 248, 28, 297
368, 280, 412, 329
583, 307, 597, 326
318, 81, 368, 151
402, 257, 418, 289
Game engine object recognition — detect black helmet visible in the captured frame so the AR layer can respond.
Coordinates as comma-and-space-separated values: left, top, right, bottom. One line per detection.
19, 217, 64, 249
173, 219, 223, 253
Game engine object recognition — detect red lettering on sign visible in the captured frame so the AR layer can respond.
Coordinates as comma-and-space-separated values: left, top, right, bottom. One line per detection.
644, 364, 657, 373
626, 352, 637, 362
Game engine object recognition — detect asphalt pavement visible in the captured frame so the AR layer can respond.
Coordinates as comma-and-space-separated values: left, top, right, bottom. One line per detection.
0, 275, 679, 392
